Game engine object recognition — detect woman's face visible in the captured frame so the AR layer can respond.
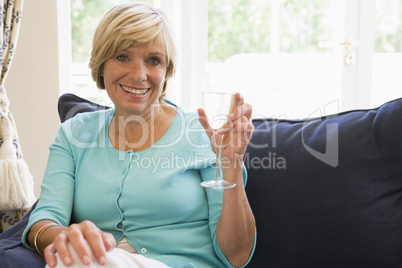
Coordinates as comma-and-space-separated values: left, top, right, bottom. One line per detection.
102, 41, 167, 118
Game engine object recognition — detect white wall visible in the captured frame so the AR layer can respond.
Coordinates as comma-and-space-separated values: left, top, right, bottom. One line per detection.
5, 0, 64, 198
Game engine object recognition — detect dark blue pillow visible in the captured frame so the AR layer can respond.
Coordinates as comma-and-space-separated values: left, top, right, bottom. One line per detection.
0, 201, 45, 268
245, 97, 402, 267
58, 93, 110, 123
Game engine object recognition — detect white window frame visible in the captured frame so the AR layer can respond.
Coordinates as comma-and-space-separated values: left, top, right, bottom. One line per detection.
155, 0, 208, 110
58, 0, 72, 95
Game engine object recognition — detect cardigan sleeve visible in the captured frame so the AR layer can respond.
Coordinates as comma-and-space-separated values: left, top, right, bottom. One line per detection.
21, 124, 76, 249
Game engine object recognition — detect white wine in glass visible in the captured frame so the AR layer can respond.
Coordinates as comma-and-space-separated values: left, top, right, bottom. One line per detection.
201, 91, 237, 189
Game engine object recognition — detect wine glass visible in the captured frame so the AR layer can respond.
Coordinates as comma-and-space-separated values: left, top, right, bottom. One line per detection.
200, 74, 237, 189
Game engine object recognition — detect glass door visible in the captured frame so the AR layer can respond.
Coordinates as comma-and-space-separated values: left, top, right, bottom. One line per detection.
207, 0, 398, 119
208, 0, 349, 118
371, 0, 402, 107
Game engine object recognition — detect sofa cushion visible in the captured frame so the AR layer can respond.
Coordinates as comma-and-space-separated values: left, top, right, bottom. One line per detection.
245, 97, 402, 267
0, 201, 45, 268
58, 93, 110, 123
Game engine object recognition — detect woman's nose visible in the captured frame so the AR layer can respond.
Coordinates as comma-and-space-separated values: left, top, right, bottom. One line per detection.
128, 60, 147, 81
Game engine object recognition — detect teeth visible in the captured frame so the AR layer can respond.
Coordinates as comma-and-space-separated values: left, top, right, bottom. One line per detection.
121, 85, 148, 95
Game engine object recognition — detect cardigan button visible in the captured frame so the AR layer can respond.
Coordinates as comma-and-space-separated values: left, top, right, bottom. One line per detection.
141, 248, 147, 254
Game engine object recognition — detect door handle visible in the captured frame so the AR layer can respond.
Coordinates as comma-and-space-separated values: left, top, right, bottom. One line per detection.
319, 37, 359, 51
339, 38, 359, 51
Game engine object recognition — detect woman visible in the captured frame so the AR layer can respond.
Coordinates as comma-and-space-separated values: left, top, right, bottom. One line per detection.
22, 2, 256, 268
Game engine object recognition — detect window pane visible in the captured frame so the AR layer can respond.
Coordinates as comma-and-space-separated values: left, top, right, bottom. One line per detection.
208, 0, 271, 62
207, 0, 344, 118
71, 0, 154, 62
279, 0, 338, 53
371, 0, 402, 107
375, 0, 402, 52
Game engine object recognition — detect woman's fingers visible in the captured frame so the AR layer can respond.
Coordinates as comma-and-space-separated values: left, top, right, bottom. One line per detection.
218, 114, 254, 135
197, 108, 213, 138
44, 221, 115, 267
51, 231, 73, 266
43, 243, 58, 268
79, 222, 107, 265
102, 232, 117, 251
220, 117, 254, 146
228, 103, 252, 123
227, 93, 252, 122
198, 93, 252, 135
198, 93, 254, 158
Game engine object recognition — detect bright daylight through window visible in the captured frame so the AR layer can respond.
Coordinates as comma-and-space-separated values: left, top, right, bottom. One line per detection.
70, 0, 402, 118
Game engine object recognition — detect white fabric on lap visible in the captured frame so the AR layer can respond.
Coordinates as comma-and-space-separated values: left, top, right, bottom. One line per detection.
46, 241, 170, 268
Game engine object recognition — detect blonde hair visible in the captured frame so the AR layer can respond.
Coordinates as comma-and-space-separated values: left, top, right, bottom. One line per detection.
89, 2, 178, 100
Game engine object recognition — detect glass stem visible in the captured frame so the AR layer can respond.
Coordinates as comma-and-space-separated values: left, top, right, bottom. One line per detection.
216, 141, 222, 182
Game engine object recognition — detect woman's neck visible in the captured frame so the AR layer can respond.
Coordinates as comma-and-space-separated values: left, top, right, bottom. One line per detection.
110, 101, 175, 151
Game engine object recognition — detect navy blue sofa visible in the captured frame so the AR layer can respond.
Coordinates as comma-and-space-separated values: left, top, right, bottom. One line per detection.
1, 93, 401, 267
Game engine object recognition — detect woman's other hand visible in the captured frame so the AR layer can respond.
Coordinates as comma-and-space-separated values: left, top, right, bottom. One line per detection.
44, 220, 116, 268
198, 92, 254, 162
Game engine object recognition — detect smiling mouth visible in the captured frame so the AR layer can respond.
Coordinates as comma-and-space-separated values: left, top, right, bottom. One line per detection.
121, 85, 150, 96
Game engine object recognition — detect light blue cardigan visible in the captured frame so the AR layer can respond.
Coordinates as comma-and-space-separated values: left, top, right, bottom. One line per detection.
22, 106, 255, 268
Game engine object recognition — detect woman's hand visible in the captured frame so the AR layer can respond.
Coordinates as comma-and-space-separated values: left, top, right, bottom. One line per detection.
198, 92, 254, 163
44, 220, 116, 268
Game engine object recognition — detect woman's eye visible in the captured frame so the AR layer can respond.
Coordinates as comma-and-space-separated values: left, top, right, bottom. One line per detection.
149, 57, 161, 66
117, 55, 129, 62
